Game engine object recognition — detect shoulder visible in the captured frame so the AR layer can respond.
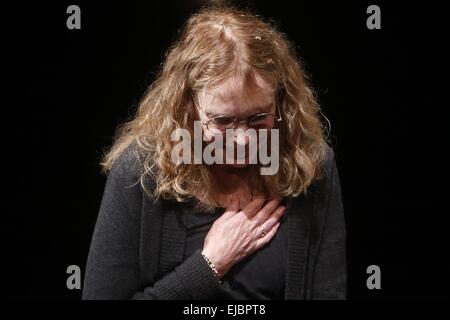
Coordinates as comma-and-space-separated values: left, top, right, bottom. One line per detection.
306, 143, 338, 192
308, 143, 344, 221
110, 141, 144, 176
107, 140, 156, 195
322, 143, 337, 179
298, 143, 342, 220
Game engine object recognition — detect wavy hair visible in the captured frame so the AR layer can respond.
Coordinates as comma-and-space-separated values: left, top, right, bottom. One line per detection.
100, 6, 330, 211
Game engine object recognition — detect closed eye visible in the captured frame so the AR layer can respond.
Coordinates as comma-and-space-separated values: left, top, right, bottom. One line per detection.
210, 116, 235, 126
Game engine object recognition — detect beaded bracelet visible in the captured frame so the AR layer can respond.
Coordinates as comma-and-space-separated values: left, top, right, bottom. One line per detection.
201, 252, 223, 284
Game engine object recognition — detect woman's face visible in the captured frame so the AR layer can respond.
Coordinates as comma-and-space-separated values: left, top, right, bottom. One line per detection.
196, 73, 277, 168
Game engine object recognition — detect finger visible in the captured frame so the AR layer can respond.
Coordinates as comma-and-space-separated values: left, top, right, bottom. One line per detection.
260, 205, 286, 230
255, 221, 280, 248
239, 196, 266, 219
251, 196, 282, 226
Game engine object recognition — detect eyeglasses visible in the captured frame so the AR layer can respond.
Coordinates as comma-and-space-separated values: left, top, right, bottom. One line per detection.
194, 99, 282, 133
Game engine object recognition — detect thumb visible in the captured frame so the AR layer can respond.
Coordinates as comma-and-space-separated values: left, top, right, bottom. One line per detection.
227, 193, 240, 212
219, 194, 240, 220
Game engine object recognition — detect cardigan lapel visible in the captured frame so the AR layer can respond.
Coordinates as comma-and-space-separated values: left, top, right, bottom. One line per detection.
284, 191, 315, 300
139, 195, 163, 285
156, 200, 187, 279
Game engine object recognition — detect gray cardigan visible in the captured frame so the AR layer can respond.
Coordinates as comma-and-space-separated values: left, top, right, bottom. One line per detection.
82, 143, 347, 300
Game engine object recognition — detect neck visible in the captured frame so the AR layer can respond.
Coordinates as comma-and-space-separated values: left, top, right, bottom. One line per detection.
209, 165, 250, 194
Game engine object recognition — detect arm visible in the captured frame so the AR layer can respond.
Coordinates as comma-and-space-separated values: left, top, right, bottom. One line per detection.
312, 148, 347, 299
82, 144, 221, 300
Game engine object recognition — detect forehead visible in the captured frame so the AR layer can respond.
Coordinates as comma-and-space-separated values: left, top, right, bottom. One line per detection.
198, 72, 275, 113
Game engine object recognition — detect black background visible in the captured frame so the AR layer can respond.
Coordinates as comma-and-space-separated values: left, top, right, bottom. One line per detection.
5, 0, 448, 300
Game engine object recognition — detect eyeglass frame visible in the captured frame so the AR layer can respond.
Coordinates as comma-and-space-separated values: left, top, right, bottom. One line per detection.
192, 94, 283, 132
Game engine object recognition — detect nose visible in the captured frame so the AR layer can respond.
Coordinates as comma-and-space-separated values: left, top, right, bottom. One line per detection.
233, 124, 250, 146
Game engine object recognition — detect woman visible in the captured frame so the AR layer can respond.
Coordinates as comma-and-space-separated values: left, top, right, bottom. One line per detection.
82, 6, 346, 300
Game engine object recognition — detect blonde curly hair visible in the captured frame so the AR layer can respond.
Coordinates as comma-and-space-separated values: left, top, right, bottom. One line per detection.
100, 6, 330, 211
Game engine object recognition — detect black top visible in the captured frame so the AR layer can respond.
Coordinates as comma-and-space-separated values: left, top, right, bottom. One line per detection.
181, 200, 289, 300
82, 141, 347, 300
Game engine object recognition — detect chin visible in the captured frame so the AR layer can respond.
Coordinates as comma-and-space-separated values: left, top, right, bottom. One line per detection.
227, 163, 250, 168
223, 154, 253, 168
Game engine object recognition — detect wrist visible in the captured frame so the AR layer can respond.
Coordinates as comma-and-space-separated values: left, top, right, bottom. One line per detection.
200, 251, 223, 283
201, 247, 231, 276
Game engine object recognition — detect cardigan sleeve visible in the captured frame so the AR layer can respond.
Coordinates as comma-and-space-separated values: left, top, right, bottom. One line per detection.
311, 147, 347, 299
81, 143, 222, 300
